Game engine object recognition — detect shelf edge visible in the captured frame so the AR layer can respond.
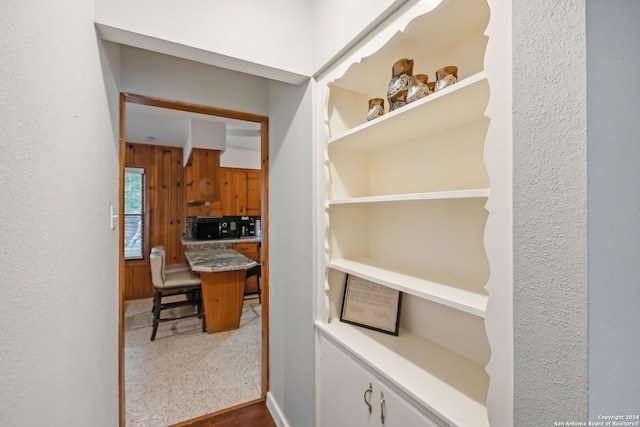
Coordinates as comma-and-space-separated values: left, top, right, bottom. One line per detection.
328, 70, 488, 147
329, 258, 487, 317
328, 188, 490, 205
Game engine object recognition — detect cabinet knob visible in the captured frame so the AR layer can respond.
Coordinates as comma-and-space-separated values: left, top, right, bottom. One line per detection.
363, 382, 373, 414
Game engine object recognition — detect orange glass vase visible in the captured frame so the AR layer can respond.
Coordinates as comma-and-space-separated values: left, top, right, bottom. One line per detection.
387, 58, 414, 111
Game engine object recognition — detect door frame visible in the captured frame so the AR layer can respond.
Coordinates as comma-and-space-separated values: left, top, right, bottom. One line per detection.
118, 93, 270, 426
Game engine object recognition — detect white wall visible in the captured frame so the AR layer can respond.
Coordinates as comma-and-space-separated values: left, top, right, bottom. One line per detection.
586, 0, 640, 420
95, 0, 312, 85
0, 2, 120, 426
266, 80, 316, 427
116, 43, 316, 425
95, 0, 415, 83
119, 46, 269, 117
513, 0, 588, 424
6, 2, 632, 425
310, 0, 410, 74
220, 147, 261, 170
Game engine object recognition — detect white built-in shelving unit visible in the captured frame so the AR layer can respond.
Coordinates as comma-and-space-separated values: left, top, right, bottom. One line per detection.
315, 0, 512, 425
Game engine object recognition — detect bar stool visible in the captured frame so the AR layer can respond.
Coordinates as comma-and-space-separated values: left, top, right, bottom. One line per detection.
243, 262, 262, 303
149, 251, 205, 341
151, 245, 191, 273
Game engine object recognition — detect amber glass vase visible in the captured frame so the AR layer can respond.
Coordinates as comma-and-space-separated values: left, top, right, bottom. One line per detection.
434, 66, 458, 92
387, 58, 414, 111
367, 98, 385, 121
406, 74, 431, 104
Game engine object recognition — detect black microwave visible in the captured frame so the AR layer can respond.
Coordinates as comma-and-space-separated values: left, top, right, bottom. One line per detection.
195, 222, 222, 240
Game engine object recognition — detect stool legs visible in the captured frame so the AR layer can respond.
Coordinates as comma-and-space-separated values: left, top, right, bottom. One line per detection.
150, 289, 162, 341
243, 264, 262, 303
150, 287, 204, 341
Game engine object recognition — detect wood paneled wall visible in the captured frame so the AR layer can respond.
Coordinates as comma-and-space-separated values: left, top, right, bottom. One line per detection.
124, 143, 186, 300
124, 144, 261, 300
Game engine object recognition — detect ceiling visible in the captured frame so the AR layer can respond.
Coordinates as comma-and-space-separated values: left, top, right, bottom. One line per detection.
125, 102, 261, 151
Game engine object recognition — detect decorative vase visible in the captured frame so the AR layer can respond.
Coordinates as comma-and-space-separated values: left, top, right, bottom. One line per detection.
434, 66, 458, 92
406, 74, 431, 104
367, 98, 385, 121
387, 58, 414, 111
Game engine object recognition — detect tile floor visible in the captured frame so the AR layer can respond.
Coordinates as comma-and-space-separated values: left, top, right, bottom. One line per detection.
124, 295, 262, 427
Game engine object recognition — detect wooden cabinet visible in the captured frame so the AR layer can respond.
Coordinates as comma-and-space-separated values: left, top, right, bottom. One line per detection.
219, 168, 246, 215
246, 170, 261, 216
232, 242, 259, 293
231, 242, 259, 261
220, 168, 262, 216
186, 148, 221, 204
316, 0, 511, 425
188, 167, 261, 217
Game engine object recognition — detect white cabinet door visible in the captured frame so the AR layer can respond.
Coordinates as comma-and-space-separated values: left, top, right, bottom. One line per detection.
376, 383, 442, 427
320, 335, 376, 426
319, 334, 442, 427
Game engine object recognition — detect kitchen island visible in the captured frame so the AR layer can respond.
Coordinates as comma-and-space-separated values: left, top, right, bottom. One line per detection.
183, 238, 260, 333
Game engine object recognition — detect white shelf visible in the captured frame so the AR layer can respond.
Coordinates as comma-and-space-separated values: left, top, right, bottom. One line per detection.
316, 320, 489, 427
318, 0, 501, 423
328, 71, 488, 151
329, 0, 489, 95
328, 188, 490, 206
329, 257, 487, 317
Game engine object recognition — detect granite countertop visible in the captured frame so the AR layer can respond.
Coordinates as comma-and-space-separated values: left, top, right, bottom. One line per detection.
183, 237, 259, 273
185, 248, 257, 273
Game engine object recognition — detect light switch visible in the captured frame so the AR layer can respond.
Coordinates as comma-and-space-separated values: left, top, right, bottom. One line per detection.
110, 206, 118, 230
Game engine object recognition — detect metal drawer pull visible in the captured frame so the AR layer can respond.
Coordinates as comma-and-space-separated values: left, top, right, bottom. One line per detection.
363, 383, 373, 413
380, 391, 385, 424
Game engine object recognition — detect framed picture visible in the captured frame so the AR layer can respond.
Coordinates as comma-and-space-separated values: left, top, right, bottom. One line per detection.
340, 274, 402, 336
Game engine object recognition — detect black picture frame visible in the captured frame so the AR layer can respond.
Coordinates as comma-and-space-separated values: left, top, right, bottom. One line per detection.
339, 274, 402, 336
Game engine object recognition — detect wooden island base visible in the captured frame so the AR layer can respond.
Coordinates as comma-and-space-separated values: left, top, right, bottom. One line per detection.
200, 270, 246, 333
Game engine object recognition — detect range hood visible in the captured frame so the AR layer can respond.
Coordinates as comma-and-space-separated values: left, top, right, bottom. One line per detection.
185, 119, 225, 205
183, 119, 226, 165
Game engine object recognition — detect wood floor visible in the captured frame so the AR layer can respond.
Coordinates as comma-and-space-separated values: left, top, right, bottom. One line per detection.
173, 400, 276, 427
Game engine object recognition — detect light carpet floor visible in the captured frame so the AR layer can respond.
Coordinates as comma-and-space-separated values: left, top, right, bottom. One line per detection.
124, 296, 262, 427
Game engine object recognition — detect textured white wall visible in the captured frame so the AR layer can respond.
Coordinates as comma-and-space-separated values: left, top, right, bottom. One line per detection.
586, 0, 640, 420
265, 79, 315, 427
95, 0, 312, 84
513, 0, 588, 424
0, 1, 120, 426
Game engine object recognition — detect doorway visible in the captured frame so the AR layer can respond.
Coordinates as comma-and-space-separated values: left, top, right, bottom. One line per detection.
118, 93, 270, 426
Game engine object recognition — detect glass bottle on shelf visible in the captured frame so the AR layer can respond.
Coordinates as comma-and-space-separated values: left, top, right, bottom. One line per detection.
387, 58, 414, 111
434, 66, 458, 91
406, 74, 431, 103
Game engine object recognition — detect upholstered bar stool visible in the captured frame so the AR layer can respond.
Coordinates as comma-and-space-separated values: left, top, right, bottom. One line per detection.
151, 245, 191, 273
149, 252, 205, 341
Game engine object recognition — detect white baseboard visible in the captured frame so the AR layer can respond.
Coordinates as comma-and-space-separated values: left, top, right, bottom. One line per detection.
266, 392, 291, 427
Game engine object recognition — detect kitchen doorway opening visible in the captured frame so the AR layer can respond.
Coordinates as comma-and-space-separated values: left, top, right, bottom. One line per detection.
118, 93, 270, 426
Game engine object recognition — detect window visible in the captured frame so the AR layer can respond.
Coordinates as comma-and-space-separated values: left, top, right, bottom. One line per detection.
124, 167, 145, 259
